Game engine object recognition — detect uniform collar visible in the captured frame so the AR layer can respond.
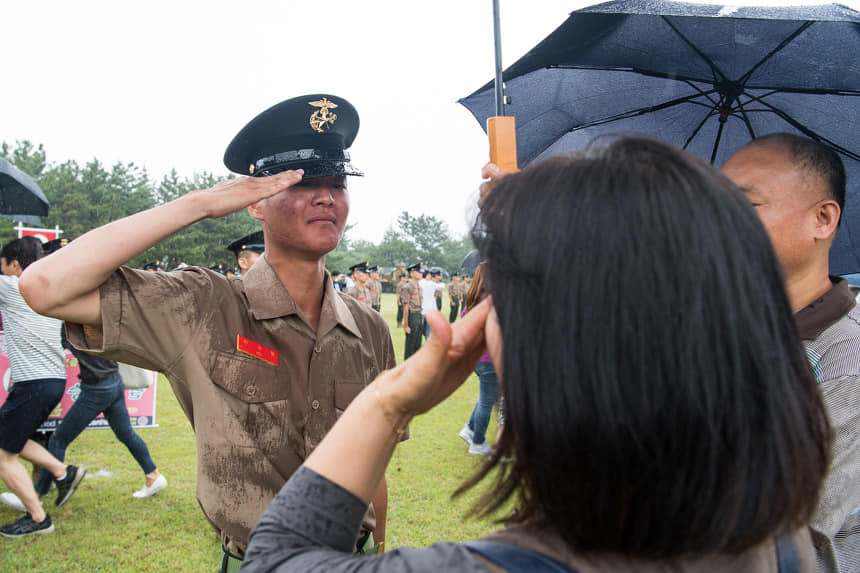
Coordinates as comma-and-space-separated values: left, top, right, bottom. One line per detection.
243, 256, 362, 339
794, 276, 856, 340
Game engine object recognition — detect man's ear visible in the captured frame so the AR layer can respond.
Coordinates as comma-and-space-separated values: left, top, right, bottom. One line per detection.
814, 199, 841, 241
247, 201, 264, 222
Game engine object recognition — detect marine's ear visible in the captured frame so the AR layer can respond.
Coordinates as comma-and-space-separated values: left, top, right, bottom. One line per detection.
247, 201, 265, 222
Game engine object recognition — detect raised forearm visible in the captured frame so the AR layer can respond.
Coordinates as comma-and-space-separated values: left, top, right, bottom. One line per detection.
20, 192, 207, 324
21, 170, 302, 325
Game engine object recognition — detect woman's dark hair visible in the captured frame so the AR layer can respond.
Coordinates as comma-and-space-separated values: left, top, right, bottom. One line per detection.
0, 236, 44, 271
461, 137, 830, 558
464, 262, 487, 312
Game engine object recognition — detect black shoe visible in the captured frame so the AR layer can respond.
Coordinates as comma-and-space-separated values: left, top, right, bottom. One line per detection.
0, 513, 54, 537
54, 465, 86, 507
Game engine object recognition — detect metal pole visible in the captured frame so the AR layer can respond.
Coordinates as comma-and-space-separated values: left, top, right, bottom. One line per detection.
492, 0, 505, 117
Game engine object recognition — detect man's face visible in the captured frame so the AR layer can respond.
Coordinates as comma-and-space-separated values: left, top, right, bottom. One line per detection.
452, 276, 460, 283
722, 145, 827, 275
354, 270, 368, 284
252, 175, 349, 258
0, 257, 15, 276
410, 270, 422, 280
370, 271, 380, 281
237, 250, 262, 275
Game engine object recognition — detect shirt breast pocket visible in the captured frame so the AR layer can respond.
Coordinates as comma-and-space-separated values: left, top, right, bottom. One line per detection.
209, 350, 291, 450
334, 377, 367, 417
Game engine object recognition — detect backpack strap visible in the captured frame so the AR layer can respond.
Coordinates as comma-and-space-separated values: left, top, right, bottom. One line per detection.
462, 540, 578, 573
775, 534, 800, 573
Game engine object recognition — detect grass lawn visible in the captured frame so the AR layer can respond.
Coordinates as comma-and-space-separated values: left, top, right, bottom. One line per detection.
0, 292, 504, 571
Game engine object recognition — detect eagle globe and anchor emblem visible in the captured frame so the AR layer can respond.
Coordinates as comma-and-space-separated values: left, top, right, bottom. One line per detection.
308, 97, 338, 132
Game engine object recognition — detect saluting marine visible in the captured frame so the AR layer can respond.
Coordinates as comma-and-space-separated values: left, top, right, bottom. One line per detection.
20, 94, 399, 569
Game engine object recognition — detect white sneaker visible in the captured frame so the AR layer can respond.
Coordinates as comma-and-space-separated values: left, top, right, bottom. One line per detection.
458, 425, 474, 445
0, 492, 40, 513
468, 442, 492, 455
132, 474, 167, 498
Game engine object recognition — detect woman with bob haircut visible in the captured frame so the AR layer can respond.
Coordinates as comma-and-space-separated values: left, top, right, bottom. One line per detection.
241, 137, 830, 572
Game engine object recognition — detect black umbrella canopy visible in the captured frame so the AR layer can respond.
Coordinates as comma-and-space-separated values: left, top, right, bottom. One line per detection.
459, 0, 860, 273
0, 157, 50, 219
459, 249, 482, 276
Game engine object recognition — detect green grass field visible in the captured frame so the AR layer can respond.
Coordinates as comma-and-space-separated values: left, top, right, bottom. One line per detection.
0, 292, 503, 571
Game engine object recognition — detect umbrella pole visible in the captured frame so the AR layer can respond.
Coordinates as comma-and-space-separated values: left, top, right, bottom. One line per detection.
487, 0, 519, 172
492, 0, 504, 117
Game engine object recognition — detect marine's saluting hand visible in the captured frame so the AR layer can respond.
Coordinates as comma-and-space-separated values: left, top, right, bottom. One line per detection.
194, 170, 305, 220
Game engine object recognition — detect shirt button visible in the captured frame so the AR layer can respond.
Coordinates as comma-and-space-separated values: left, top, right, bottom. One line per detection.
314, 346, 322, 354
311, 399, 320, 410
245, 384, 258, 397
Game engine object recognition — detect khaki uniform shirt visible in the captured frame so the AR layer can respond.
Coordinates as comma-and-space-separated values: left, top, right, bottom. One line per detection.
397, 281, 410, 305
447, 282, 460, 302
66, 258, 395, 557
404, 279, 423, 312
367, 280, 381, 307
348, 282, 371, 306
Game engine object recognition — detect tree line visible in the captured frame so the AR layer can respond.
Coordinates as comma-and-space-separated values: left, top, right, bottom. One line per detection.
0, 141, 474, 274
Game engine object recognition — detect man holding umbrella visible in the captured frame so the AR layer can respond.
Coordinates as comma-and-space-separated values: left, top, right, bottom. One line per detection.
723, 133, 859, 573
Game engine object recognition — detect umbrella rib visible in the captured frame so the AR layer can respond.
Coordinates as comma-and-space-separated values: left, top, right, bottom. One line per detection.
738, 22, 814, 85
551, 64, 717, 87
567, 89, 718, 132
549, 66, 860, 97
732, 97, 758, 141
740, 92, 860, 162
682, 109, 718, 150
661, 16, 730, 84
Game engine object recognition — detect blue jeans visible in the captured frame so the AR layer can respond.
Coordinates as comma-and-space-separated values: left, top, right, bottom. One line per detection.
35, 372, 156, 495
467, 362, 500, 446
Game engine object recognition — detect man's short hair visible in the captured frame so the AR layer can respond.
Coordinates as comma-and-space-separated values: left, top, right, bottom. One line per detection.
1, 236, 43, 270
751, 133, 847, 218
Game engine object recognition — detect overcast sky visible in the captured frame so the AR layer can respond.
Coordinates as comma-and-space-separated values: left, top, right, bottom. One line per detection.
2, 0, 854, 242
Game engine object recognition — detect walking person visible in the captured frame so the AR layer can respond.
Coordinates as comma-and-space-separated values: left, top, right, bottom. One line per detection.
37, 333, 166, 500
457, 263, 499, 455
0, 237, 85, 537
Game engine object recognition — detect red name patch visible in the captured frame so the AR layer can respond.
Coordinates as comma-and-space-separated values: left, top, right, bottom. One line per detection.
237, 335, 279, 366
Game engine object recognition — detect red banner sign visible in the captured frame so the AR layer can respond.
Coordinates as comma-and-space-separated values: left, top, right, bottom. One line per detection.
0, 333, 158, 430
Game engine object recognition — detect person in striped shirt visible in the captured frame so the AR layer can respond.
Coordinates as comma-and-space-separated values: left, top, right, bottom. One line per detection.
0, 237, 85, 537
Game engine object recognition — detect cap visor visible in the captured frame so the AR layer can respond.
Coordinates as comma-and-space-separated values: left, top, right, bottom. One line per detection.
255, 160, 363, 179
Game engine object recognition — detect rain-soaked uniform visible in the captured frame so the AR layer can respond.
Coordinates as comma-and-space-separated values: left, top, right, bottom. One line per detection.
65, 256, 396, 558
